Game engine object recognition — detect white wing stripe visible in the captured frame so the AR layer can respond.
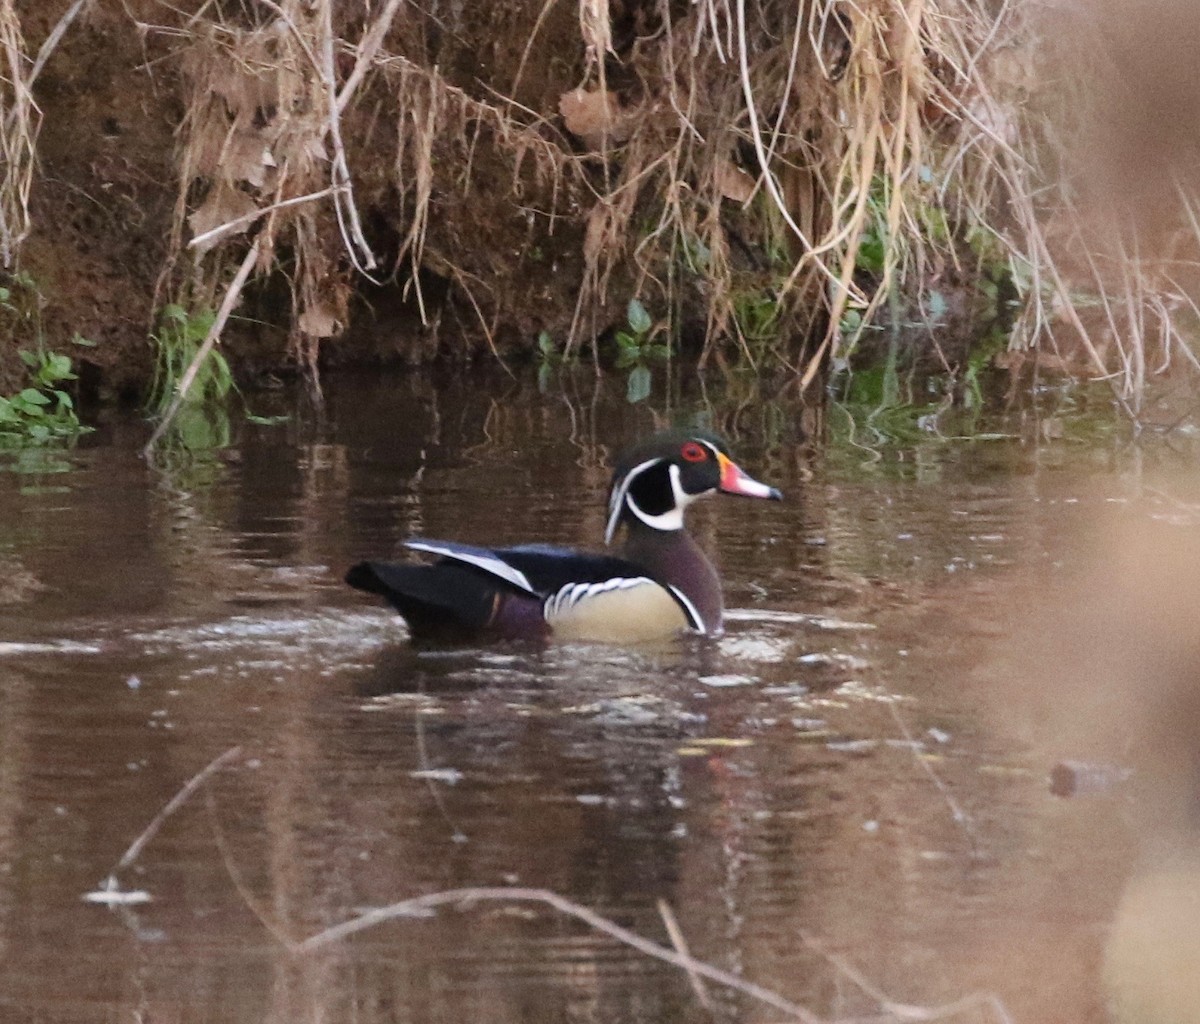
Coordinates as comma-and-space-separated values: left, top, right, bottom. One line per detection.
544, 576, 657, 614
404, 540, 536, 594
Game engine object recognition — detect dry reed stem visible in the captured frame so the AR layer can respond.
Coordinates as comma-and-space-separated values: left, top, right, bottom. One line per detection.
0, 0, 87, 267
315, 0, 377, 277
657, 898, 713, 1010
294, 885, 823, 1022
798, 929, 1014, 1023
204, 787, 297, 947
101, 745, 242, 886
0, 0, 35, 268
188, 185, 341, 251
25, 0, 88, 91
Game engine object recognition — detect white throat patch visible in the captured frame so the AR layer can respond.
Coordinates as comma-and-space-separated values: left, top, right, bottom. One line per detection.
627, 463, 688, 532
606, 460, 699, 544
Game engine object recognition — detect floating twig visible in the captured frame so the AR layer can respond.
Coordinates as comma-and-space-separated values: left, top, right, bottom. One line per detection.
295, 886, 821, 1023
658, 898, 713, 1011
97, 745, 242, 890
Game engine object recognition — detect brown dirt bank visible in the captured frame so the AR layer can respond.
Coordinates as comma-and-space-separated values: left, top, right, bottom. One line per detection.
2, 1, 1199, 416
3, 0, 598, 398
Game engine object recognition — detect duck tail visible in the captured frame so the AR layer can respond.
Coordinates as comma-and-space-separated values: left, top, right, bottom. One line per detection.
345, 561, 498, 636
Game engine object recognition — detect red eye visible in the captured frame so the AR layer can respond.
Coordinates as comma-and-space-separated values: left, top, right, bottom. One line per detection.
680, 441, 707, 462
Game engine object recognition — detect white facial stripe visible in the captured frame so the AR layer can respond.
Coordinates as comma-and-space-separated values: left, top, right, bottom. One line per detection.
605, 457, 665, 545
626, 463, 686, 533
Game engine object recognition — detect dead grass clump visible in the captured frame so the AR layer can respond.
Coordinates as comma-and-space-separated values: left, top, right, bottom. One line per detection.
161, 4, 360, 384
547, 0, 1037, 381
3, 0, 1190, 423
0, 0, 36, 269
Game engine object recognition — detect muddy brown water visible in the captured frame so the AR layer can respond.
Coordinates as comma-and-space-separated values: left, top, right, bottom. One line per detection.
1, 369, 1197, 1024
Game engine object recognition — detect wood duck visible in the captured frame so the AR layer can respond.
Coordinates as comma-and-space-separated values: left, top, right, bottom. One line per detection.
345, 430, 782, 642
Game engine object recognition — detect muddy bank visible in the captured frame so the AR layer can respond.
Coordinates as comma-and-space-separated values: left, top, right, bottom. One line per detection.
3, 1, 1200, 413
4, 1, 596, 398
0, 0, 1007, 402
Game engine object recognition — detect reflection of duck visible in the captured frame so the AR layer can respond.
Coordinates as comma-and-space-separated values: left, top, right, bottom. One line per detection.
346, 431, 781, 642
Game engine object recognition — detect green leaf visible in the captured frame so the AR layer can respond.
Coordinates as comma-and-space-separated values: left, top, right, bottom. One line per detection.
245, 413, 288, 425
627, 298, 652, 336
18, 349, 38, 368
626, 364, 652, 404
187, 310, 216, 343
18, 388, 50, 406
53, 390, 73, 410
537, 330, 554, 357
28, 423, 50, 442
537, 362, 553, 393
71, 332, 98, 347
857, 234, 886, 274
210, 351, 233, 398
49, 354, 73, 377
614, 348, 640, 370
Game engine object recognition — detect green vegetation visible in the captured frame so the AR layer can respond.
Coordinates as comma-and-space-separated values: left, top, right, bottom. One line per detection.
535, 329, 574, 393
0, 272, 90, 446
148, 304, 228, 416
614, 299, 668, 404
0, 347, 88, 445
145, 302, 287, 456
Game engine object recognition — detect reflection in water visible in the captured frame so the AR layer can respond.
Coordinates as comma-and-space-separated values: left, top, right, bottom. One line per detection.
0, 367, 1197, 1022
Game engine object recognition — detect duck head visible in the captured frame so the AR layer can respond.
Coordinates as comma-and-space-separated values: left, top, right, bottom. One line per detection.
605, 431, 782, 544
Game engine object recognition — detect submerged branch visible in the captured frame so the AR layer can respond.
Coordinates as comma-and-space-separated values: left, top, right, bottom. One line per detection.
294, 885, 823, 1022
101, 745, 242, 886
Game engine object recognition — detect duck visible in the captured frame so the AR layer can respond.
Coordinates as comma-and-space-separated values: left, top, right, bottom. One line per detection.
345, 430, 782, 642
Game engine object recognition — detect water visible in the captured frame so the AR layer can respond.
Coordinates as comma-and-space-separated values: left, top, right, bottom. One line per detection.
0, 369, 1196, 1023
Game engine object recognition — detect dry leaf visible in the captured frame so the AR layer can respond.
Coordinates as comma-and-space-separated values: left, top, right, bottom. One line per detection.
715, 158, 755, 204
298, 302, 340, 338
225, 131, 275, 189
559, 88, 634, 150
188, 183, 260, 251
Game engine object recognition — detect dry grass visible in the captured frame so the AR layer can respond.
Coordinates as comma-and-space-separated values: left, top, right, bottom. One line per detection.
0, 0, 37, 269
2, 0, 1200, 419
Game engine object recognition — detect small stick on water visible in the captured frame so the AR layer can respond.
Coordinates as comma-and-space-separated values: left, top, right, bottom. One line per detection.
294, 886, 821, 1023
205, 787, 296, 947
101, 746, 242, 886
143, 240, 261, 457
886, 700, 985, 857
658, 898, 712, 1010
800, 929, 1014, 1023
